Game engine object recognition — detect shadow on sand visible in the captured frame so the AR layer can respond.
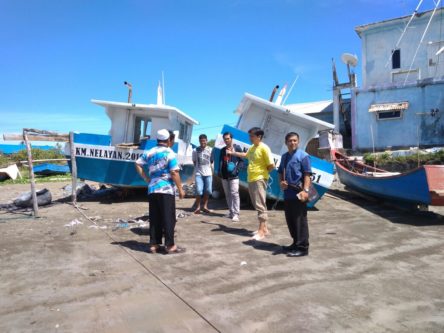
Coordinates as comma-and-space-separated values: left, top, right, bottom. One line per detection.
200, 220, 253, 237
111, 240, 149, 253
327, 188, 444, 227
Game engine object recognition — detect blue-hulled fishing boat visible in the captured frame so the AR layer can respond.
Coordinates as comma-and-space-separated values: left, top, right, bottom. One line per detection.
214, 93, 336, 208
64, 86, 198, 187
332, 150, 444, 207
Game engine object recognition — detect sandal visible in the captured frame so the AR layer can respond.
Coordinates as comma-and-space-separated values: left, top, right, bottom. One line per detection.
202, 208, 214, 214
148, 246, 160, 254
165, 246, 186, 255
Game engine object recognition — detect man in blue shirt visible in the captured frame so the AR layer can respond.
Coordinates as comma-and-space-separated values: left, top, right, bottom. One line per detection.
135, 129, 185, 254
278, 132, 312, 257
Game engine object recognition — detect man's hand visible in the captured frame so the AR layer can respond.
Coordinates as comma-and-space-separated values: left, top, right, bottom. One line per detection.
280, 180, 288, 190
298, 191, 309, 203
178, 187, 185, 199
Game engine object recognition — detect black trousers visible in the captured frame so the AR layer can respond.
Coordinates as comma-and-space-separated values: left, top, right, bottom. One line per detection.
148, 193, 176, 247
284, 199, 309, 249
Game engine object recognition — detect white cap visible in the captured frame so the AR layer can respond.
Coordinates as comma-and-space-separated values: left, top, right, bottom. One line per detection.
157, 129, 170, 141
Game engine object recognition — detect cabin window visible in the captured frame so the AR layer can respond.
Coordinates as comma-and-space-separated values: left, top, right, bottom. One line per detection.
134, 117, 152, 143
179, 122, 190, 140
392, 49, 401, 69
179, 123, 185, 140
377, 110, 402, 120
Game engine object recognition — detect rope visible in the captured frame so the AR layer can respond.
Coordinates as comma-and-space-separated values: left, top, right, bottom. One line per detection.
404, 0, 442, 85
384, 0, 425, 68
69, 202, 221, 333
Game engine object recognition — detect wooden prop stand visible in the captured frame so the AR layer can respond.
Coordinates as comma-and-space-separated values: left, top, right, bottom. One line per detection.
23, 129, 39, 218
69, 132, 77, 205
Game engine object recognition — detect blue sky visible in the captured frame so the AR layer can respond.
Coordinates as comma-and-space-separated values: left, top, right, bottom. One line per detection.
0, 0, 437, 144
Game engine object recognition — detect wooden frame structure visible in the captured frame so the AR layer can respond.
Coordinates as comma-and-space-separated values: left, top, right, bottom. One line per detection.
3, 128, 77, 218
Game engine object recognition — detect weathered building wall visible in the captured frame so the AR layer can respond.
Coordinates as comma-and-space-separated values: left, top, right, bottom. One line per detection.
352, 8, 444, 151
352, 81, 444, 150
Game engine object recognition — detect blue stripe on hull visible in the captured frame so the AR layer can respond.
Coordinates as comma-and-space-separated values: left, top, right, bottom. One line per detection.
336, 166, 431, 205
213, 148, 332, 208
70, 157, 194, 188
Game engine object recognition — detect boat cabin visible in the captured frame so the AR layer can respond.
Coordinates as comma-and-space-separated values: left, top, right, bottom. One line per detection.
235, 93, 334, 155
91, 99, 198, 164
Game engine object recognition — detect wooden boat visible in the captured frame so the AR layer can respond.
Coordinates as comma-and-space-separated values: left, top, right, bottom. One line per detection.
213, 92, 336, 208
332, 150, 444, 207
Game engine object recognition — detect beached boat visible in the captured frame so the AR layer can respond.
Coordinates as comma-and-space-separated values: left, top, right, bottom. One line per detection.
33, 163, 70, 176
332, 150, 444, 207
214, 92, 336, 208
64, 87, 198, 187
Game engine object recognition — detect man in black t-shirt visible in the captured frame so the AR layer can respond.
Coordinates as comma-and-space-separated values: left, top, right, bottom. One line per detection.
218, 132, 244, 222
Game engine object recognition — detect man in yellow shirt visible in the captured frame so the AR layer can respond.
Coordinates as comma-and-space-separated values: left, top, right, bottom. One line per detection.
228, 127, 275, 240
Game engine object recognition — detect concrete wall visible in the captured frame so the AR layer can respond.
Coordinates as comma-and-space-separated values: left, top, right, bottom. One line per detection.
360, 9, 444, 88
352, 81, 444, 150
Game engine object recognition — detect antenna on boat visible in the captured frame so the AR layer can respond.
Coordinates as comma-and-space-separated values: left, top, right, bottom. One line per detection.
162, 71, 166, 104
282, 75, 300, 105
275, 84, 287, 106
157, 81, 165, 105
124, 81, 133, 103
269, 85, 279, 102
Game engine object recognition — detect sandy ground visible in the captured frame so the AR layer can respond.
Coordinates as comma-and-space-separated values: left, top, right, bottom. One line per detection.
0, 181, 444, 333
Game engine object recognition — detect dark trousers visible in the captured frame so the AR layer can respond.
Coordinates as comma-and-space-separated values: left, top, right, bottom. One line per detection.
284, 199, 309, 249
148, 193, 176, 247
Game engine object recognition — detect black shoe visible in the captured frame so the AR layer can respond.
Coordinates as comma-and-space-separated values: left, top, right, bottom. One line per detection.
282, 244, 297, 253
287, 249, 309, 257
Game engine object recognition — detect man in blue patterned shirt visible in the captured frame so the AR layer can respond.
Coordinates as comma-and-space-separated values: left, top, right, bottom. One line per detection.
135, 129, 185, 254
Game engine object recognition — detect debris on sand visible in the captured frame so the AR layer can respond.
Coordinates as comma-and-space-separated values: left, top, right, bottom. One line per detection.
63, 182, 95, 198
62, 183, 121, 201
182, 184, 196, 198
112, 218, 130, 231
176, 209, 191, 219
13, 188, 52, 208
64, 219, 83, 227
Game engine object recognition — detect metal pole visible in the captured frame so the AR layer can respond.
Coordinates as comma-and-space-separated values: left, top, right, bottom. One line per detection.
23, 129, 39, 218
333, 88, 341, 133
69, 132, 77, 205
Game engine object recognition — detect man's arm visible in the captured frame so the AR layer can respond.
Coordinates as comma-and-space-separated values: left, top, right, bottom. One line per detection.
228, 150, 247, 159
264, 147, 275, 172
171, 170, 185, 199
192, 150, 197, 166
299, 173, 312, 202
135, 163, 150, 183
234, 145, 245, 170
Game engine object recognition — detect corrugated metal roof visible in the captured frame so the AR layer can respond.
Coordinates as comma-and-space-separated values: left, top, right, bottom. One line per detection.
368, 102, 409, 112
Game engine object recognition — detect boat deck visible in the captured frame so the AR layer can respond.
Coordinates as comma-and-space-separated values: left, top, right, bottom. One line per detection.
0, 182, 443, 332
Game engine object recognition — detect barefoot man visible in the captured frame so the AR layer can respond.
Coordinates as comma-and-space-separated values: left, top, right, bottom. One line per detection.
228, 127, 275, 240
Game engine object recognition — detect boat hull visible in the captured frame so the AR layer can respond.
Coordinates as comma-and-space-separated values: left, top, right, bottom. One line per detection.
214, 125, 335, 208
66, 133, 194, 188
333, 151, 444, 206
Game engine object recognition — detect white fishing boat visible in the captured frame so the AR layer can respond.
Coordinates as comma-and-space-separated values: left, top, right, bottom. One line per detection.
214, 90, 336, 207
65, 82, 198, 187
